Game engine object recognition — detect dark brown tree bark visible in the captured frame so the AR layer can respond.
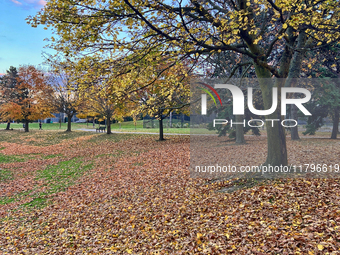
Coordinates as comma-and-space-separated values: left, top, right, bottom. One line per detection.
159, 118, 164, 141
290, 104, 300, 140
66, 114, 72, 132
235, 115, 245, 144
331, 107, 339, 139
106, 116, 112, 134
6, 121, 11, 130
284, 31, 307, 141
255, 66, 288, 167
24, 119, 29, 132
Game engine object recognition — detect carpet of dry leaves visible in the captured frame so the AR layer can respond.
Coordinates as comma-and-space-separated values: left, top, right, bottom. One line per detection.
0, 130, 340, 254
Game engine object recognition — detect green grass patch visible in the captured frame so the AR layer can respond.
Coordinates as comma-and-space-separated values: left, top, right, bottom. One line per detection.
36, 158, 93, 188
0, 158, 93, 210
114, 127, 191, 134
0, 120, 191, 135
0, 122, 94, 131
0, 154, 26, 164
0, 169, 13, 182
0, 153, 46, 164
22, 159, 93, 208
0, 197, 15, 205
21, 197, 48, 208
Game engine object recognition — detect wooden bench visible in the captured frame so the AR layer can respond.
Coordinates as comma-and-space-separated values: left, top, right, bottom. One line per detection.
96, 126, 106, 132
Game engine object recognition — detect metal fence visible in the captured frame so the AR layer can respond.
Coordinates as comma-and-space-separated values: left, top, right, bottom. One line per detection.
143, 113, 190, 129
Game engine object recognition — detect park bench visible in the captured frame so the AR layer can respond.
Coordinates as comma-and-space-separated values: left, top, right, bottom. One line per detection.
96, 126, 106, 132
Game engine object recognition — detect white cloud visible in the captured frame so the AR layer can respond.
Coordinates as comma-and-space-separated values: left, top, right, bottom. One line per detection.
10, 0, 46, 9
10, 0, 22, 5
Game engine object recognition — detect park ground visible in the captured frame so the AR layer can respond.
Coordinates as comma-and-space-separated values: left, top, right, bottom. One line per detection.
0, 129, 339, 254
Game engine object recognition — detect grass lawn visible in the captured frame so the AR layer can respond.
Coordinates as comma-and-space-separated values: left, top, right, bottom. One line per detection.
0, 122, 96, 131
0, 120, 193, 134
1, 120, 335, 137
98, 120, 193, 134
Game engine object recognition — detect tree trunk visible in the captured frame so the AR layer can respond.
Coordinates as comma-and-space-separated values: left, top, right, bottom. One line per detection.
159, 118, 164, 141
6, 121, 10, 130
106, 116, 111, 134
331, 107, 339, 139
290, 104, 300, 140
93, 118, 95, 128
66, 114, 72, 132
284, 31, 307, 140
235, 115, 245, 144
25, 119, 29, 132
169, 112, 172, 128
255, 66, 288, 167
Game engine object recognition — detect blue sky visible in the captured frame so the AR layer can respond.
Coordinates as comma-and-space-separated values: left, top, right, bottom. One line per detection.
0, 0, 53, 75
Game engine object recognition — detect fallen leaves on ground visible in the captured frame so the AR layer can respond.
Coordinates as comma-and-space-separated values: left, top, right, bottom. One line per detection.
0, 132, 339, 254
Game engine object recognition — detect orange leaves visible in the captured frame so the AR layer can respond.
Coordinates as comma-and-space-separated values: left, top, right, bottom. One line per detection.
0, 132, 340, 253
0, 102, 22, 121
0, 65, 54, 125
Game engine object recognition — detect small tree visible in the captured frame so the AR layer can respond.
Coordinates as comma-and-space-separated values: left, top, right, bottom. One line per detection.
83, 84, 121, 134
43, 53, 88, 132
76, 58, 125, 135
45, 70, 84, 132
135, 63, 190, 141
0, 65, 53, 132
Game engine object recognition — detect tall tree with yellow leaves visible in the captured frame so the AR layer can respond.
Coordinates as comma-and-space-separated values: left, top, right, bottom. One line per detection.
133, 60, 190, 140
74, 57, 126, 134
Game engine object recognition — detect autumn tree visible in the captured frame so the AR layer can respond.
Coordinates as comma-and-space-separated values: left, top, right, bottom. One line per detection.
30, 0, 340, 167
135, 63, 190, 141
73, 57, 126, 135
81, 83, 122, 135
45, 67, 85, 132
0, 65, 53, 132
